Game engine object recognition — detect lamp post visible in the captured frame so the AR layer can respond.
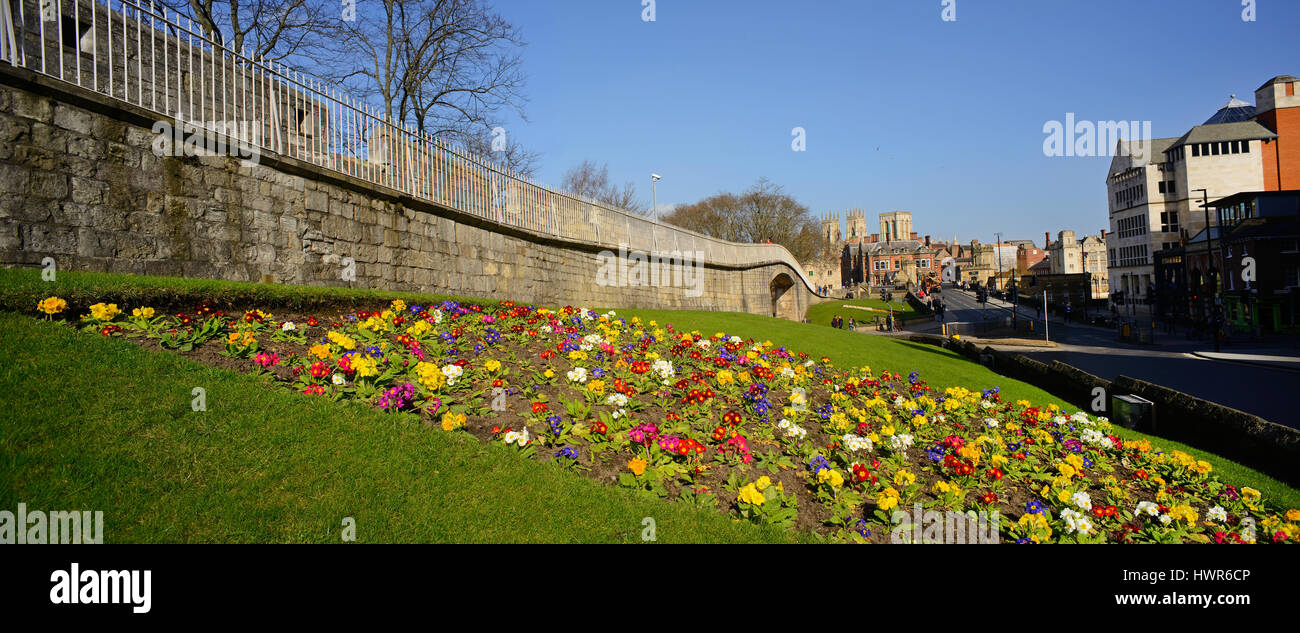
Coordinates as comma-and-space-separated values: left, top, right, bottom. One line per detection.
651, 173, 661, 217
1192, 188, 1220, 351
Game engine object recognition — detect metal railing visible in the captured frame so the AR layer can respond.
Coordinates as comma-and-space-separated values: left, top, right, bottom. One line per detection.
0, 0, 822, 294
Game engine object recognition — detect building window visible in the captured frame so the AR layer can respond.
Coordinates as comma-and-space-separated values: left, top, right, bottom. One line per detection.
1160, 211, 1179, 233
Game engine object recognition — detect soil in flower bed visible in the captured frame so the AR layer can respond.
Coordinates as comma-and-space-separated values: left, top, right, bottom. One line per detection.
35, 299, 1300, 544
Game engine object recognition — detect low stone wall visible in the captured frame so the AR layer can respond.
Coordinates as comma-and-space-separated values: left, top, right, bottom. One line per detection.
0, 66, 816, 319
907, 334, 1300, 486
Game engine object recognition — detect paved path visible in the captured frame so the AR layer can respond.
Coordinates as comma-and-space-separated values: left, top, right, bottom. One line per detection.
882, 287, 1300, 429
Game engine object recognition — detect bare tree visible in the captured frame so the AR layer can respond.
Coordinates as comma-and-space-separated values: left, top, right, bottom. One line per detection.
560, 160, 647, 214
159, 0, 329, 61
662, 178, 820, 260
326, 0, 527, 135
458, 125, 541, 177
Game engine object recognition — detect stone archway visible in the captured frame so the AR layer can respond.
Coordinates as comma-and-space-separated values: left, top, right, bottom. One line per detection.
770, 273, 796, 320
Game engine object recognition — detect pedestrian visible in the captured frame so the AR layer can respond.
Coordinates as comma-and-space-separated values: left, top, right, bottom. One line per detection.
848, 318, 856, 331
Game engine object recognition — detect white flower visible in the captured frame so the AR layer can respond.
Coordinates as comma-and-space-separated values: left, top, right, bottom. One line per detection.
983, 417, 999, 429
1136, 501, 1160, 517
696, 339, 711, 349
331, 373, 346, 385
842, 434, 873, 452
1159, 514, 1172, 525
1207, 506, 1228, 523
889, 434, 913, 454
652, 359, 674, 379
1072, 491, 1092, 511
780, 367, 796, 379
540, 324, 553, 334
504, 427, 531, 446
432, 310, 443, 324
1060, 508, 1093, 535
281, 321, 296, 331
777, 419, 792, 430
605, 394, 628, 408
729, 336, 742, 344
441, 364, 463, 386
566, 367, 588, 383
980, 400, 995, 410
1081, 429, 1105, 445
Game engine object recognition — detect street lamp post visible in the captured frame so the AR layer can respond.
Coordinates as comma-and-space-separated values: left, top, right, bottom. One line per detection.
1192, 188, 1219, 352
651, 173, 661, 217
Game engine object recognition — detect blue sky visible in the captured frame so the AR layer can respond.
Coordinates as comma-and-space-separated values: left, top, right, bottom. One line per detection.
489, 0, 1298, 246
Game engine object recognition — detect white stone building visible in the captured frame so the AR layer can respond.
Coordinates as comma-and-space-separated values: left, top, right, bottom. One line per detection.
1105, 97, 1277, 311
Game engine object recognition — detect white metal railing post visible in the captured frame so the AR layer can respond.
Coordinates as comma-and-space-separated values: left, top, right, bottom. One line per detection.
0, 0, 16, 65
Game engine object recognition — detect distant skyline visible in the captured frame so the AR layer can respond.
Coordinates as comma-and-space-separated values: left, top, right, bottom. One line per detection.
486, 0, 1299, 246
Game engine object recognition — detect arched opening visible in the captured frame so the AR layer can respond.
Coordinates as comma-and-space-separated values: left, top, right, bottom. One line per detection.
770, 273, 796, 320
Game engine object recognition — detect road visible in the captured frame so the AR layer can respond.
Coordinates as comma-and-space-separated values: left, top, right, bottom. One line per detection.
922, 287, 1299, 429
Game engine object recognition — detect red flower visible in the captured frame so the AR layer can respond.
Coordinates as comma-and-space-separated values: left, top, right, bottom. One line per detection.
531, 402, 548, 414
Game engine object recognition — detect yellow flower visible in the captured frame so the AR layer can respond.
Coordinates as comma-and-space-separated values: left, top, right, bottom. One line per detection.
37, 296, 67, 316
441, 411, 466, 431
227, 331, 256, 347
414, 362, 445, 391
628, 458, 647, 476
390, 299, 407, 313
327, 331, 357, 350
829, 470, 844, 487
543, 369, 555, 379
1168, 504, 1198, 526
131, 307, 155, 319
716, 370, 734, 385
737, 483, 766, 506
1242, 487, 1261, 504
352, 355, 378, 378
755, 476, 772, 491
309, 344, 332, 360
881, 425, 895, 437
587, 380, 606, 395
484, 359, 502, 373
934, 481, 952, 495
1286, 509, 1300, 523
88, 302, 121, 321
876, 487, 900, 511
1065, 454, 1085, 472
893, 469, 916, 487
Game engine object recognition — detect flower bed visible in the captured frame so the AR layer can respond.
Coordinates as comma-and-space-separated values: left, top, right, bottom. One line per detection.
34, 297, 1300, 543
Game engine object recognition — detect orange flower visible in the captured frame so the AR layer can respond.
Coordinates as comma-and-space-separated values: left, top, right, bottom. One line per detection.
627, 457, 647, 476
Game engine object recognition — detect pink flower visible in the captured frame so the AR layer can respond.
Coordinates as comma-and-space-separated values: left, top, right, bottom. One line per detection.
254, 352, 280, 368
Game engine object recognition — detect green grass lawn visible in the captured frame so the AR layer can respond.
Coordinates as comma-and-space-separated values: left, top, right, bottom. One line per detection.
3, 268, 1297, 542
0, 313, 800, 543
806, 297, 922, 329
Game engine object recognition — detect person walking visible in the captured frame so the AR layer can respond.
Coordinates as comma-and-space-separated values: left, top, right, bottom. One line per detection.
848, 317, 856, 331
